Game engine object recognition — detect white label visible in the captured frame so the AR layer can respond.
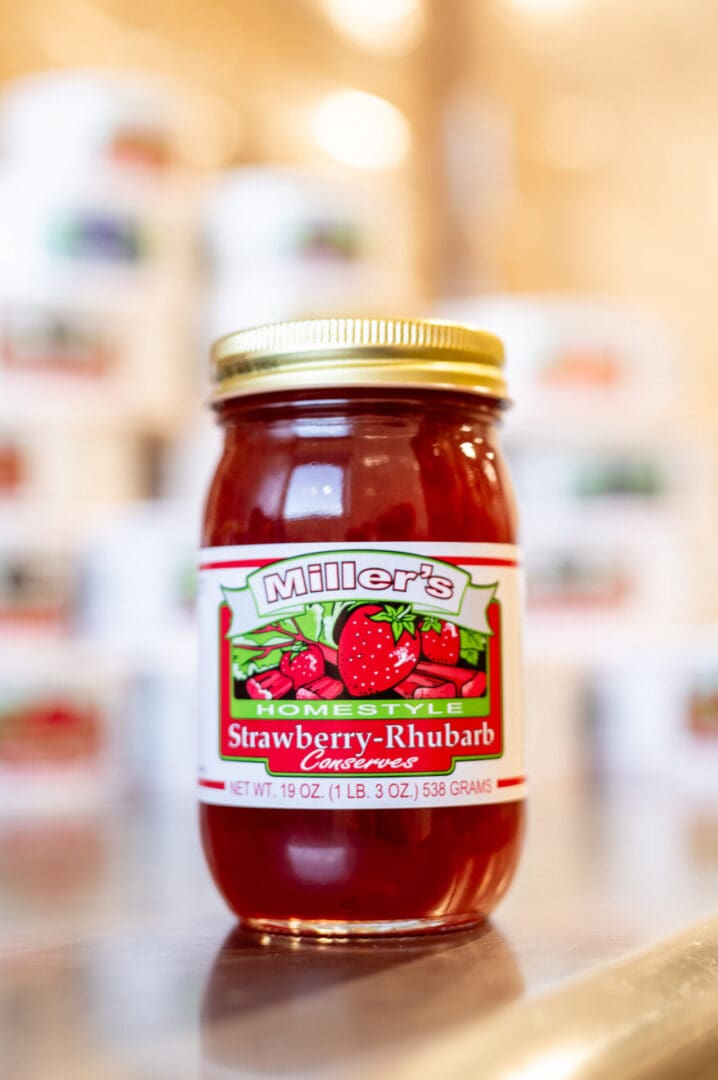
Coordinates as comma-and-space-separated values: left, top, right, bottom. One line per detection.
198, 542, 525, 809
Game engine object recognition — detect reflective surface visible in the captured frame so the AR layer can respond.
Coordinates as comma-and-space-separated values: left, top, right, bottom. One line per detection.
1, 781, 716, 1078
202, 922, 523, 1077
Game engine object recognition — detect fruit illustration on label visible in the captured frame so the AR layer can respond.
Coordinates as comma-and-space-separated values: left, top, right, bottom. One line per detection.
337, 604, 420, 697
228, 592, 489, 703
420, 617, 460, 664
279, 644, 325, 689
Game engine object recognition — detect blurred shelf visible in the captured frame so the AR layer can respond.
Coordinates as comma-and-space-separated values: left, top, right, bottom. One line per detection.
524, 614, 718, 666
0, 376, 193, 437
0, 623, 197, 681
504, 405, 675, 449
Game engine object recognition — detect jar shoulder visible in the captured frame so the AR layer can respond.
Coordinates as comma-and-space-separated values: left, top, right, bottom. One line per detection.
203, 406, 518, 546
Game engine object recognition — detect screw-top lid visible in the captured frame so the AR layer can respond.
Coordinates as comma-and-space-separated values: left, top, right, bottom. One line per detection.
210, 317, 508, 403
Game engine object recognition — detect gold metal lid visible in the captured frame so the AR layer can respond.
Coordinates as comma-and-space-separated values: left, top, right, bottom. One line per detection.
210, 317, 507, 403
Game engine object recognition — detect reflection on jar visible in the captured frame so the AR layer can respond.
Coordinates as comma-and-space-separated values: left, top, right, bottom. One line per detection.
284, 463, 344, 521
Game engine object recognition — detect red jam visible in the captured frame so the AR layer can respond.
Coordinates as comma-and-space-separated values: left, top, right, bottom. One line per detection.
200, 384, 525, 933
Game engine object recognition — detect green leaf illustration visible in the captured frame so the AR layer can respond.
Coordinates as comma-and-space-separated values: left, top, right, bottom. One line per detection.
230, 600, 353, 683
292, 604, 324, 643
318, 600, 356, 646
459, 626, 487, 667
230, 623, 295, 681
232, 645, 287, 682
369, 603, 419, 643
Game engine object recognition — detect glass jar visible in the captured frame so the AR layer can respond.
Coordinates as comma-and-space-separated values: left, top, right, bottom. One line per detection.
199, 318, 525, 936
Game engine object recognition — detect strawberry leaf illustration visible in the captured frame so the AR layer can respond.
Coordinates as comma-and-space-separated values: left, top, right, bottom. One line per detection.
287, 642, 309, 655
420, 616, 443, 634
370, 604, 418, 643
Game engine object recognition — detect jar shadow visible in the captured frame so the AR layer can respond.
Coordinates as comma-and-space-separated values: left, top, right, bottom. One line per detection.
200, 921, 524, 1077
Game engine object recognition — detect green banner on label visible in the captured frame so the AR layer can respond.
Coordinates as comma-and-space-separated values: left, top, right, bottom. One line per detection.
230, 696, 491, 721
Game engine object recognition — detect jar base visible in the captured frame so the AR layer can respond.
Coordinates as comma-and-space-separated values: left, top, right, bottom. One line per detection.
239, 912, 486, 939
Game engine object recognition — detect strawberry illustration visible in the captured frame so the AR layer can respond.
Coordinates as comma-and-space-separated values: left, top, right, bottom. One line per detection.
279, 644, 325, 689
420, 617, 460, 664
338, 604, 420, 696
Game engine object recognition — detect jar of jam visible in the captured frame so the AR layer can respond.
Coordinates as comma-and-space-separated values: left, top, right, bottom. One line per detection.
199, 317, 525, 936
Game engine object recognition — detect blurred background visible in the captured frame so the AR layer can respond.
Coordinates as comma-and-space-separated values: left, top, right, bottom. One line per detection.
2, 1, 718, 1074
1, 0, 718, 1002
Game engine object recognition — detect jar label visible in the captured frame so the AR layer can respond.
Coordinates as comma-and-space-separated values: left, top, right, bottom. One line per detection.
198, 542, 525, 808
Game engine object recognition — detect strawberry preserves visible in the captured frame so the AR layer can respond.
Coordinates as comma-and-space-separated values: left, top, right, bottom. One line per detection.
199, 318, 525, 935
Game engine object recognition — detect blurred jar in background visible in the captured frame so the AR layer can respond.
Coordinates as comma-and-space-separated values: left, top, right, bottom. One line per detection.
203, 166, 416, 340
0, 817, 106, 909
0, 70, 205, 818
0, 645, 123, 818
438, 294, 713, 794
0, 70, 200, 429
79, 502, 198, 805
